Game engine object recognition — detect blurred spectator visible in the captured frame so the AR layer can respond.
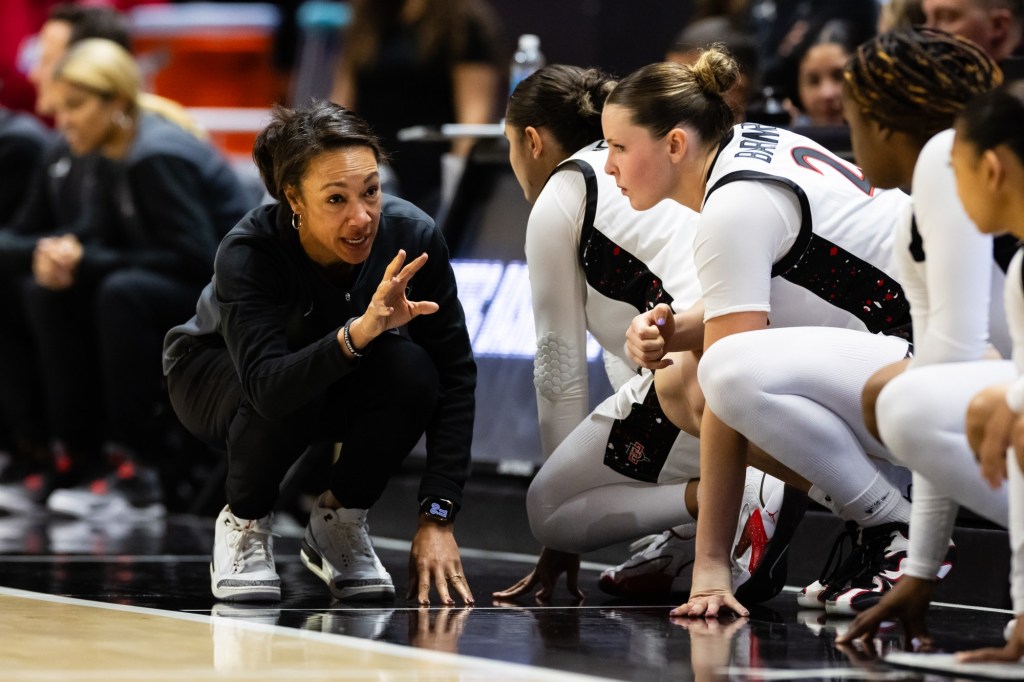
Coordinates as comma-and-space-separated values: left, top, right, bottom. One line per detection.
754, 0, 878, 92
329, 0, 503, 216
0, 110, 51, 225
0, 0, 156, 114
0, 39, 255, 520
923, 0, 1023, 62
0, 3, 131, 491
782, 19, 859, 127
28, 3, 133, 119
879, 0, 927, 31
667, 15, 761, 120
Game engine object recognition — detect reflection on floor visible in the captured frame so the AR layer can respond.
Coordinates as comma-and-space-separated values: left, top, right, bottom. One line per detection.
0, 509, 1018, 681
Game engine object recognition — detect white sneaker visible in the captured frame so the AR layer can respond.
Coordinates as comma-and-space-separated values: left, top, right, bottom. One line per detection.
47, 461, 166, 522
598, 525, 697, 597
210, 506, 281, 602
300, 494, 395, 601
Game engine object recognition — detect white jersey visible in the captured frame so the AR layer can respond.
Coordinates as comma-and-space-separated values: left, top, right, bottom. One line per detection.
894, 130, 1014, 367
695, 122, 912, 338
527, 140, 701, 456
1004, 249, 1024, 413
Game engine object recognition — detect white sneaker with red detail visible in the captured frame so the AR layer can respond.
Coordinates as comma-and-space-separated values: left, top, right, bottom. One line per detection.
210, 505, 281, 602
798, 521, 956, 615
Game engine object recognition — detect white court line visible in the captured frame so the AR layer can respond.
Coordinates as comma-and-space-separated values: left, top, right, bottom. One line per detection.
721, 666, 913, 680
0, 585, 616, 682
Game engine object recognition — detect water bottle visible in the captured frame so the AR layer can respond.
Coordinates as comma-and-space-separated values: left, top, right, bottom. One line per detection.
510, 34, 545, 96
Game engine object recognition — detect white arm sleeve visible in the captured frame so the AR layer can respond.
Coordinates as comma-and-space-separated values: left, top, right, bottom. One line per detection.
908, 132, 994, 368
527, 169, 592, 459
1006, 250, 1024, 413
694, 179, 800, 321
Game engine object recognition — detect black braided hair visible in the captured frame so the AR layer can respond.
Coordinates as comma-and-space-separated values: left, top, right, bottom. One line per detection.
844, 27, 1002, 140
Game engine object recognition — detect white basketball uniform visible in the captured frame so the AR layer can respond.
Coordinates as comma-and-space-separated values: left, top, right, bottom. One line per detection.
696, 123, 914, 527
874, 131, 1017, 582
526, 141, 707, 552
1000, 248, 1024, 614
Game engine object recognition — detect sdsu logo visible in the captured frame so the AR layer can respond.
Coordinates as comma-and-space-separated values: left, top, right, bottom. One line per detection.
627, 441, 649, 465
428, 502, 449, 519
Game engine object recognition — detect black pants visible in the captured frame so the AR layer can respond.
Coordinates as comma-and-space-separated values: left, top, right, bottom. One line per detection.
167, 332, 440, 519
21, 269, 203, 459
0, 274, 45, 451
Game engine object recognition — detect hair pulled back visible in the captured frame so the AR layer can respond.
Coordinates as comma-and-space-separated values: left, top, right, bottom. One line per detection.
844, 27, 1001, 141
606, 46, 738, 143
56, 38, 205, 139
956, 80, 1024, 164
506, 64, 617, 155
253, 100, 386, 202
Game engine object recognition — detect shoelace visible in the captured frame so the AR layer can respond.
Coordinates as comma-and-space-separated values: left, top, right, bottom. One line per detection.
226, 520, 276, 572
626, 533, 667, 555
844, 523, 904, 590
813, 520, 861, 589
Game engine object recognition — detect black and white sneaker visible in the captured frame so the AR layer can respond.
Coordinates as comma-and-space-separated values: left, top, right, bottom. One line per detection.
300, 493, 394, 602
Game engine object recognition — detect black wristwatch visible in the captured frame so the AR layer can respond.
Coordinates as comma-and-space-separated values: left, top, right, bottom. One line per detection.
420, 497, 456, 523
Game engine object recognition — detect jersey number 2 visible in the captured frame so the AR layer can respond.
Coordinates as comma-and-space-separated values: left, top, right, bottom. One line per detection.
792, 146, 874, 196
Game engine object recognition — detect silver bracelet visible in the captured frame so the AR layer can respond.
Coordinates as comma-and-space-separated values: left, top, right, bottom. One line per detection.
343, 318, 363, 358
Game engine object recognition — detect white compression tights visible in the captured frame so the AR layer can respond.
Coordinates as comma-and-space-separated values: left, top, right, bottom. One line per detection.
1009, 452, 1024, 614
698, 326, 912, 527
877, 360, 1014, 579
527, 411, 700, 555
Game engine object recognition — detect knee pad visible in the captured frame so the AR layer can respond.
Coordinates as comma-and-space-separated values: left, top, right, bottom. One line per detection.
534, 332, 579, 400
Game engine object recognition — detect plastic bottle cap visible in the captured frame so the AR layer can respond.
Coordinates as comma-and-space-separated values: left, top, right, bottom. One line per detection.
518, 34, 541, 52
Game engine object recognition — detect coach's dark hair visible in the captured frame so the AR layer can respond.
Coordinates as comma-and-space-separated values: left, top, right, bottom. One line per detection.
606, 46, 737, 144
253, 101, 387, 202
506, 64, 617, 155
844, 27, 1001, 143
956, 80, 1024, 164
49, 3, 131, 51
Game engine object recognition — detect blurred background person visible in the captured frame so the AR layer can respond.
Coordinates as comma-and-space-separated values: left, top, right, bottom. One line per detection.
329, 0, 504, 217
0, 38, 255, 520
666, 12, 762, 121
0, 3, 131, 495
781, 19, 859, 127
923, 0, 1024, 80
879, 0, 927, 31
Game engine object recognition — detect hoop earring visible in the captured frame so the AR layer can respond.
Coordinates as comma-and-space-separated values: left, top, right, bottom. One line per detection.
291, 213, 301, 230
112, 110, 131, 130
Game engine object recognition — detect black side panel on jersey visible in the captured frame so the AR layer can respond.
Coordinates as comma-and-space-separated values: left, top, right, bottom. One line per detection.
909, 215, 926, 263
705, 170, 912, 339
603, 381, 680, 483
552, 159, 674, 314
994, 234, 1020, 274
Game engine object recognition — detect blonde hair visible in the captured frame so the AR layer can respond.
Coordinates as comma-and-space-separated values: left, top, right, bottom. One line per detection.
56, 38, 207, 140
607, 47, 738, 142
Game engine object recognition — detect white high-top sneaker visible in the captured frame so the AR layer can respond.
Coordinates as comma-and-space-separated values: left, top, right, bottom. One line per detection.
210, 505, 281, 602
300, 494, 395, 601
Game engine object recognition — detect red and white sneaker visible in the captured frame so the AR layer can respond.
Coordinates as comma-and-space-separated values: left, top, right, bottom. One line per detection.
806, 522, 956, 616
732, 469, 808, 603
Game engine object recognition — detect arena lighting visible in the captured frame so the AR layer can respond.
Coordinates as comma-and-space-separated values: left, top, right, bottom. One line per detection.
451, 259, 602, 360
